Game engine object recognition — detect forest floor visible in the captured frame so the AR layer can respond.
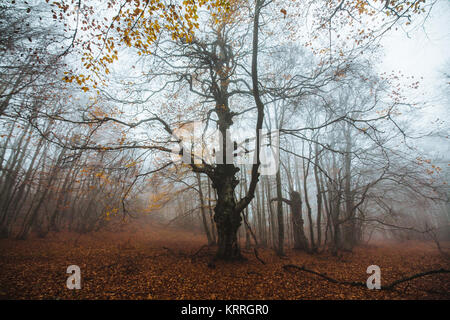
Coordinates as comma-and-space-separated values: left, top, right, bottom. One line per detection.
0, 220, 449, 300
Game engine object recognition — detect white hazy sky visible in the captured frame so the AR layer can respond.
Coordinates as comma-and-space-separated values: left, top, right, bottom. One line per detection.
380, 0, 450, 112
379, 0, 450, 160
381, 0, 450, 80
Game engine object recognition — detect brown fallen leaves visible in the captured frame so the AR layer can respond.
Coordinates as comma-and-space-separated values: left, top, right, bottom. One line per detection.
0, 221, 449, 300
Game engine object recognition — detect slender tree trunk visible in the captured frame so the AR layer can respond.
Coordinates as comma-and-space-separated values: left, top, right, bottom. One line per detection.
265, 177, 277, 249
275, 169, 285, 255
241, 167, 251, 250
314, 145, 322, 248
259, 181, 268, 247
302, 146, 316, 252
196, 172, 214, 245
342, 128, 355, 251
207, 178, 217, 244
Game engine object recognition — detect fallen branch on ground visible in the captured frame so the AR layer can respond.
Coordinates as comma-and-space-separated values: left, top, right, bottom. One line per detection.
283, 264, 365, 287
382, 268, 450, 290
191, 244, 209, 258
282, 264, 450, 290
162, 246, 187, 257
254, 248, 266, 265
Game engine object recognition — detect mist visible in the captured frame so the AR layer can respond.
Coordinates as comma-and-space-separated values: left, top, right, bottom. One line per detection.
0, 0, 448, 301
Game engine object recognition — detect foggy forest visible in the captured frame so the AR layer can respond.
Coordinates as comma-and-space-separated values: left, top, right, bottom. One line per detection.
0, 0, 449, 301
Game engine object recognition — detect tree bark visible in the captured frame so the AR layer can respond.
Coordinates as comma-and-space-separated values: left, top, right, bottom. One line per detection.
196, 172, 214, 245
275, 168, 285, 255
288, 191, 310, 252
212, 165, 242, 260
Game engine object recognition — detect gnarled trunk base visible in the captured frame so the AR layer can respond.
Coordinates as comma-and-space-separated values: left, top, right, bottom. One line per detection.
215, 220, 243, 261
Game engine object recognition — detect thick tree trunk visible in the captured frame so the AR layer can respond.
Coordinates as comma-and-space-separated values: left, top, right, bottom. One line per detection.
214, 208, 241, 260
212, 165, 243, 260
289, 192, 310, 252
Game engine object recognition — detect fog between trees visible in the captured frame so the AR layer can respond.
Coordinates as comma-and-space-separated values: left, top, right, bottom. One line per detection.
0, 0, 449, 261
